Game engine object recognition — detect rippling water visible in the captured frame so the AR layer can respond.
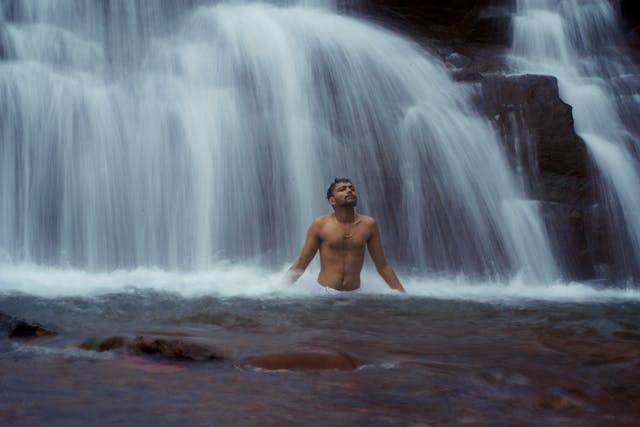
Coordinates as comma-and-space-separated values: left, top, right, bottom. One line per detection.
2, 284, 640, 425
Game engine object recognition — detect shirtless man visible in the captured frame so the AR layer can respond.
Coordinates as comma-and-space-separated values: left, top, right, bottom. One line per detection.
288, 178, 405, 293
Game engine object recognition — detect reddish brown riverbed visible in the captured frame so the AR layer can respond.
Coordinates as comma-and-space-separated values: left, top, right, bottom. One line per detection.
1, 293, 640, 425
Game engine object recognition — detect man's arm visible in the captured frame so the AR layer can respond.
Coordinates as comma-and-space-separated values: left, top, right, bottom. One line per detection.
287, 219, 322, 284
367, 221, 406, 293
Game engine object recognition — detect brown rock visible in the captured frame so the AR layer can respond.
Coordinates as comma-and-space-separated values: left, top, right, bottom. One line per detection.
9, 322, 55, 338
538, 202, 595, 279
480, 73, 593, 203
78, 335, 222, 362
621, 0, 640, 33
613, 331, 640, 341
79, 336, 127, 352
241, 351, 362, 371
0, 312, 56, 339
538, 395, 577, 411
479, 74, 601, 278
99, 336, 127, 351
129, 337, 222, 362
602, 385, 640, 405
357, 1, 515, 46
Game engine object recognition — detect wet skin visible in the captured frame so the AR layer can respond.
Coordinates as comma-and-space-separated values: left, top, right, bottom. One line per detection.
289, 182, 405, 292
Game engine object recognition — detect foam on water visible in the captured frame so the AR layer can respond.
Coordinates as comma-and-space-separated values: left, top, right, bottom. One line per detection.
1, 262, 638, 304
404, 275, 640, 304
7, 342, 115, 360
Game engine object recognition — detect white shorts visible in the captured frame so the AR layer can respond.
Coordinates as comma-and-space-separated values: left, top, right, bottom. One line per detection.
311, 282, 361, 295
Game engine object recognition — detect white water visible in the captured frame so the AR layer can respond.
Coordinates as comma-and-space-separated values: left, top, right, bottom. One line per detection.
1, 262, 639, 303
0, 1, 559, 282
511, 0, 640, 279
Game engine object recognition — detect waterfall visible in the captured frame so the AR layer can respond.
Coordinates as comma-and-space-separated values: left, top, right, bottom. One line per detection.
0, 0, 558, 282
511, 0, 640, 280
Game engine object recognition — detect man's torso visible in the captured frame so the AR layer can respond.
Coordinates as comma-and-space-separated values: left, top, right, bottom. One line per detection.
315, 214, 374, 291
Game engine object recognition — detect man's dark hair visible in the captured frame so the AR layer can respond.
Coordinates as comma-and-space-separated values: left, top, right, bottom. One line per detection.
327, 177, 352, 200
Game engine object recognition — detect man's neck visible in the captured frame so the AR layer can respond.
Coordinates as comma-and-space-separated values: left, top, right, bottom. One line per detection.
333, 207, 357, 223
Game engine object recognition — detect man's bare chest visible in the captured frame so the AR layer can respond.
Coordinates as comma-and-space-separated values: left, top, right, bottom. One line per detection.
319, 228, 369, 251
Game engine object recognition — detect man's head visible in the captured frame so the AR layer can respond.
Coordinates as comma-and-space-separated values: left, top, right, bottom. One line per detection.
326, 178, 357, 209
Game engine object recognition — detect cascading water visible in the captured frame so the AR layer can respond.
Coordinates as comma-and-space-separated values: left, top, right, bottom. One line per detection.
511, 0, 640, 280
0, 0, 559, 291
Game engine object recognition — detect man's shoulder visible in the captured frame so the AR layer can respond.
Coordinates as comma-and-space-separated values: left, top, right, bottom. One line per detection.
357, 214, 376, 225
311, 215, 333, 227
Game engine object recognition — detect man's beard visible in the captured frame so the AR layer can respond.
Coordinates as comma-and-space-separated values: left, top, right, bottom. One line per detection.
343, 199, 357, 208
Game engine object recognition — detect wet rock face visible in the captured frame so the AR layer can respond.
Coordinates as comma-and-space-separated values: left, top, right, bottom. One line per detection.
480, 74, 598, 278
480, 74, 593, 204
0, 312, 56, 339
355, 1, 515, 76
538, 203, 596, 280
363, 0, 639, 51
621, 0, 640, 30
358, 0, 515, 46
618, 0, 640, 50
479, 72, 640, 279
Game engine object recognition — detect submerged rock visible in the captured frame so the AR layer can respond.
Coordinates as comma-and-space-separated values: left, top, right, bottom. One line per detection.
79, 335, 223, 362
79, 336, 128, 352
0, 312, 56, 339
241, 351, 362, 371
130, 337, 222, 361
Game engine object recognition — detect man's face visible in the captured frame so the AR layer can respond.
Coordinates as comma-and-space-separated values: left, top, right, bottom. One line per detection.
330, 181, 358, 208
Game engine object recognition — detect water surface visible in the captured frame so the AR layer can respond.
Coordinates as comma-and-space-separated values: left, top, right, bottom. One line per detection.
2, 285, 639, 426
